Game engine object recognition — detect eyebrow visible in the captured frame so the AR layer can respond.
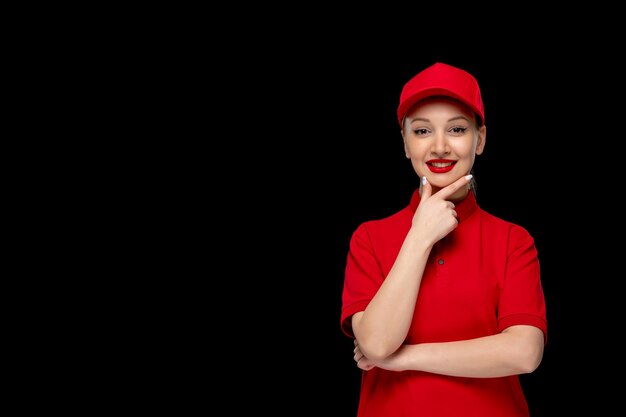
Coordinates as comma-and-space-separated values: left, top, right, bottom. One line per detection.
410, 116, 470, 123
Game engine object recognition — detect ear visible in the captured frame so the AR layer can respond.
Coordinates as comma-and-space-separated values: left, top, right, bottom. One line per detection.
475, 125, 486, 155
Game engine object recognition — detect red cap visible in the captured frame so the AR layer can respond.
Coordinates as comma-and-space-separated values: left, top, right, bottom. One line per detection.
397, 62, 484, 127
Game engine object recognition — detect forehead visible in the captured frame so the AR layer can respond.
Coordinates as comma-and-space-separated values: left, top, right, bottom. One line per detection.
405, 96, 474, 120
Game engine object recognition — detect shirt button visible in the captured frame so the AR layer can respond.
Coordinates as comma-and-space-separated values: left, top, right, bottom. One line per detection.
438, 259, 444, 265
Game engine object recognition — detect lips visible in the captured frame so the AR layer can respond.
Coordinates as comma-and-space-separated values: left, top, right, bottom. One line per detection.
426, 159, 456, 173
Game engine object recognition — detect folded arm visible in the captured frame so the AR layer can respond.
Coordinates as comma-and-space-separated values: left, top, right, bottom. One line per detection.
354, 325, 545, 378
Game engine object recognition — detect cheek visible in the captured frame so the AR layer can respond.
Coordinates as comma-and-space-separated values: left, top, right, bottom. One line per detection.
405, 141, 427, 156
454, 142, 477, 157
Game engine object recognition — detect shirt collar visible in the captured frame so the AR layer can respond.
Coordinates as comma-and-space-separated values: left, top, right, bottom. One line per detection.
409, 188, 478, 223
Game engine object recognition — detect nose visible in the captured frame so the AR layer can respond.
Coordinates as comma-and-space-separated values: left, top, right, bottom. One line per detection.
431, 131, 450, 156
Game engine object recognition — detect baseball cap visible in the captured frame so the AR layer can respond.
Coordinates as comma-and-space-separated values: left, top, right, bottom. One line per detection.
397, 62, 484, 127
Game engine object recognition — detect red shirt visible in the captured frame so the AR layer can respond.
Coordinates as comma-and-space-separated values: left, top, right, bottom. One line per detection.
341, 189, 547, 417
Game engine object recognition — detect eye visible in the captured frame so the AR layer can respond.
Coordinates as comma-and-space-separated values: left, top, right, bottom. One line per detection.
413, 128, 430, 136
450, 126, 468, 134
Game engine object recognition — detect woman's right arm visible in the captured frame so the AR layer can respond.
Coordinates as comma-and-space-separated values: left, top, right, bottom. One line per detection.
351, 228, 432, 362
352, 176, 471, 361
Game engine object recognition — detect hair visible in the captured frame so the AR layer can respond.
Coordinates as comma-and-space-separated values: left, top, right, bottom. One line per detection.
468, 126, 480, 197
469, 169, 478, 196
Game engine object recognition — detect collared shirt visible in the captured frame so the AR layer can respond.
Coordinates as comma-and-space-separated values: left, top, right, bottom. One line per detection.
341, 189, 547, 417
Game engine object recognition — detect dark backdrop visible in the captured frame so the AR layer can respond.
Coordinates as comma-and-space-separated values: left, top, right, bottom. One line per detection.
198, 43, 619, 415
73, 15, 625, 415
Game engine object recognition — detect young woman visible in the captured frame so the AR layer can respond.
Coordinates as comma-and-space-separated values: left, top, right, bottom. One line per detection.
340, 62, 547, 416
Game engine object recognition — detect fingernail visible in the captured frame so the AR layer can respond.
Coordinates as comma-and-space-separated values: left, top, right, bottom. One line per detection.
465, 174, 473, 181
422, 176, 427, 185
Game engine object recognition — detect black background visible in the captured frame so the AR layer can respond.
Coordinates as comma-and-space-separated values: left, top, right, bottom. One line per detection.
51, 14, 624, 415
190, 40, 620, 415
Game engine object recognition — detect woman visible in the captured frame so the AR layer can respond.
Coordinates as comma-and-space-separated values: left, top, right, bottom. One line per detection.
340, 62, 547, 416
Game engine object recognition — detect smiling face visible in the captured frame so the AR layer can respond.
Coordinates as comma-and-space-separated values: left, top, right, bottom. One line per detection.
401, 96, 486, 201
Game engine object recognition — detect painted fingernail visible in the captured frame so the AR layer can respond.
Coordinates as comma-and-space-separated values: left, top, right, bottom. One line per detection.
422, 176, 427, 185
465, 174, 473, 181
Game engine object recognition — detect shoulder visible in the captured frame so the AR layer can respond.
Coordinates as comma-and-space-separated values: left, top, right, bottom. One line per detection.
478, 208, 536, 247
351, 205, 412, 241
354, 205, 411, 232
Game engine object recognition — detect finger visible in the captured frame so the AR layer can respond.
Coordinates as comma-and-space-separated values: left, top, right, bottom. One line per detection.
420, 175, 432, 200
434, 174, 473, 201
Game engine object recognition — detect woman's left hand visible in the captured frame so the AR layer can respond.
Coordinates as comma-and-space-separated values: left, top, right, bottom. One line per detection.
354, 339, 406, 371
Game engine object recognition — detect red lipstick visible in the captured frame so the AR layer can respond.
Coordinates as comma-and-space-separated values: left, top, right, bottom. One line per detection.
426, 159, 456, 173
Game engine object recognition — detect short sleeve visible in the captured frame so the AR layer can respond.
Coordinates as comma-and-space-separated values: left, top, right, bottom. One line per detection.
497, 225, 548, 342
340, 223, 385, 338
